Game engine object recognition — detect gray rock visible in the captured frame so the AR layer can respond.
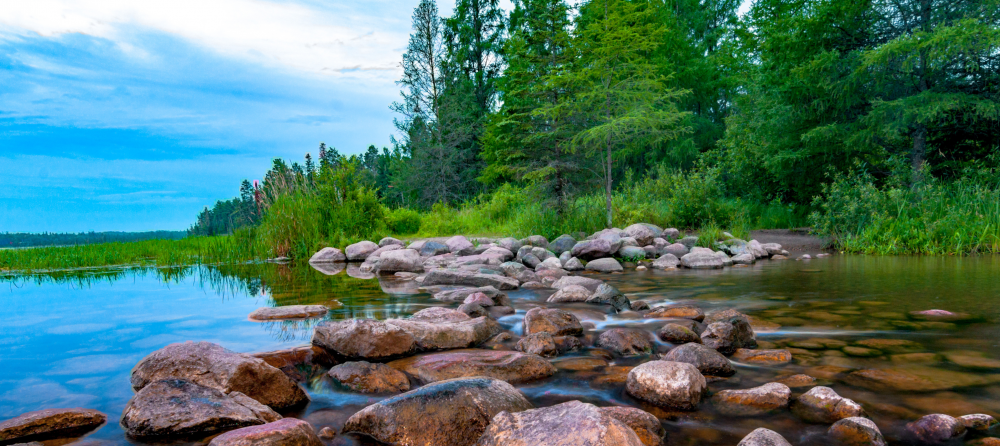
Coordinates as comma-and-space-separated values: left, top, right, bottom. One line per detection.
551, 276, 604, 292
377, 249, 424, 273
345, 241, 378, 261
481, 247, 514, 262
498, 237, 523, 253
386, 309, 502, 351
586, 258, 624, 273
386, 350, 556, 385
596, 328, 654, 356
523, 235, 549, 249
618, 246, 648, 260
308, 247, 345, 264
521, 253, 542, 269
701, 309, 757, 355
530, 246, 554, 261
829, 417, 887, 446
905, 414, 966, 444
571, 239, 615, 260
959, 414, 998, 432
420, 241, 451, 257
0, 409, 106, 445
208, 418, 323, 446
737, 428, 791, 446
313, 319, 417, 360
514, 332, 558, 357
760, 243, 784, 256
732, 253, 756, 265
432, 286, 507, 304
422, 269, 519, 290
661, 243, 689, 258
624, 224, 657, 246
546, 285, 592, 303
524, 308, 583, 336
678, 236, 699, 249
748, 240, 769, 258
549, 235, 577, 255
680, 251, 726, 269
499, 261, 527, 277
652, 254, 680, 269
407, 240, 426, 251
378, 237, 404, 248
599, 406, 664, 446
626, 361, 706, 410
537, 257, 562, 270
249, 305, 328, 321
563, 257, 585, 271
662, 342, 735, 376
661, 228, 681, 241
459, 303, 489, 318
446, 236, 477, 255
791, 387, 865, 424
587, 283, 631, 312
476, 400, 643, 446
658, 323, 701, 345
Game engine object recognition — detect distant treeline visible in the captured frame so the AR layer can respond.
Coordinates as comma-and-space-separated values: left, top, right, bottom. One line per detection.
0, 231, 187, 248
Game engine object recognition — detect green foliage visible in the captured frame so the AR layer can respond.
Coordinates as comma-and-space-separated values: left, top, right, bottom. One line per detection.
0, 231, 186, 249
386, 208, 423, 235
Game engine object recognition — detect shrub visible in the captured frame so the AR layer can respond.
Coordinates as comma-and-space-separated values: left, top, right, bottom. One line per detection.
386, 207, 422, 235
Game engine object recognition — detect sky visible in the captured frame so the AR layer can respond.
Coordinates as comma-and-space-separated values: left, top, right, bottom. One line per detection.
0, 0, 459, 233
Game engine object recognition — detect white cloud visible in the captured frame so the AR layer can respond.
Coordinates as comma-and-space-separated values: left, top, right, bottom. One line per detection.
0, 0, 412, 83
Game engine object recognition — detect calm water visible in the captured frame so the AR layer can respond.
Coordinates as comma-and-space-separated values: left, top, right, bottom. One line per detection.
2, 255, 999, 445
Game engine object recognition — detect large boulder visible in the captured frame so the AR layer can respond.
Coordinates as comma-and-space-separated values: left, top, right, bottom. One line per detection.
596, 329, 654, 356
130, 342, 309, 411
657, 323, 702, 345
385, 309, 502, 351
249, 305, 327, 321
905, 414, 967, 444
342, 377, 533, 446
587, 283, 631, 312
422, 269, 519, 290
420, 241, 451, 257
379, 237, 404, 247
433, 286, 507, 304
120, 379, 280, 440
701, 309, 757, 355
523, 235, 549, 248
447, 236, 477, 255
328, 361, 410, 394
312, 319, 417, 360
599, 407, 665, 446
524, 308, 584, 336
481, 247, 515, 263
549, 235, 577, 255
626, 361, 706, 410
711, 383, 791, 416
0, 409, 106, 445
737, 428, 792, 446
377, 249, 424, 273
498, 237, 523, 253
586, 258, 624, 273
547, 285, 592, 303
563, 257, 585, 271
208, 418, 322, 446
308, 247, 345, 264
475, 400, 643, 446
552, 276, 604, 292
571, 239, 615, 261
791, 387, 865, 424
680, 250, 726, 269
514, 332, 559, 357
345, 241, 379, 261
828, 417, 887, 446
624, 224, 657, 246
388, 349, 556, 384
661, 342, 735, 377
652, 254, 679, 269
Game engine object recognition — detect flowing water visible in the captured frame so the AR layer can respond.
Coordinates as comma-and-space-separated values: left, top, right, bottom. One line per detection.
2, 255, 1000, 445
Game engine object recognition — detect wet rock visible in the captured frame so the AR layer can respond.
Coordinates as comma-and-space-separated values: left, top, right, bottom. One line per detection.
906, 414, 967, 444
658, 323, 702, 345
711, 383, 791, 416
968, 439, 1000, 446
571, 239, 616, 260
386, 310, 502, 351
328, 361, 410, 394
476, 400, 643, 446
553, 335, 584, 353
942, 351, 1000, 371
249, 305, 327, 321
599, 406, 664, 446
547, 285, 592, 303
208, 418, 322, 446
342, 377, 533, 446
828, 417, 887, 446
515, 333, 558, 357
433, 286, 508, 304
646, 305, 705, 321
960, 414, 998, 432
843, 346, 882, 357
651, 254, 679, 269
552, 276, 604, 292
489, 305, 516, 318
550, 235, 577, 255
313, 319, 417, 360
630, 301, 651, 312
700, 309, 757, 355
120, 379, 280, 440
596, 329, 654, 357
587, 283, 632, 312
626, 361, 707, 410
586, 258, 624, 273
0, 409, 106, 445
309, 247, 346, 264
422, 269, 519, 290
464, 292, 496, 307
459, 303, 489, 318
662, 343, 735, 377
843, 366, 997, 392
377, 249, 424, 273
791, 386, 865, 424
776, 374, 817, 388
131, 342, 309, 411
854, 338, 923, 353
251, 346, 335, 383
388, 349, 556, 384
345, 241, 378, 261
731, 349, 792, 365
737, 428, 791, 446
524, 308, 584, 336
317, 427, 335, 439
909, 309, 976, 322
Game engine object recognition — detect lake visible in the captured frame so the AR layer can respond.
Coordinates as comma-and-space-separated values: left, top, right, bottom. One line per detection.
2, 254, 999, 445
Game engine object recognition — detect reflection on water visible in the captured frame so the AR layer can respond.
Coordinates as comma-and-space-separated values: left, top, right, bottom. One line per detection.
2, 255, 1000, 445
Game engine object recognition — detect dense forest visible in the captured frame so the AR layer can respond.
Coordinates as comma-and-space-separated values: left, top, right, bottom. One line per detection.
0, 231, 186, 248
190, 0, 1000, 256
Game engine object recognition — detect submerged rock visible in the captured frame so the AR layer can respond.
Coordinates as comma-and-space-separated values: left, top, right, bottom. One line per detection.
476, 400, 643, 446
711, 383, 791, 417
388, 349, 556, 384
208, 418, 322, 446
422, 269, 519, 290
731, 349, 792, 365
596, 328, 654, 357
312, 319, 417, 360
662, 342, 735, 377
342, 377, 533, 446
737, 428, 792, 446
327, 361, 410, 394
0, 409, 106, 445
515, 333, 559, 357
646, 305, 705, 321
130, 342, 309, 411
906, 414, 967, 445
249, 305, 327, 321
828, 417, 887, 446
626, 361, 706, 410
524, 308, 584, 336
791, 386, 865, 424
120, 379, 280, 440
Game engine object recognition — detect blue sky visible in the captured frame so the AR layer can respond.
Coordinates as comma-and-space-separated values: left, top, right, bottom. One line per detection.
0, 0, 452, 232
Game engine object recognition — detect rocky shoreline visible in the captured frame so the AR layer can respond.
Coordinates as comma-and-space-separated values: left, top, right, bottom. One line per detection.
2, 224, 997, 446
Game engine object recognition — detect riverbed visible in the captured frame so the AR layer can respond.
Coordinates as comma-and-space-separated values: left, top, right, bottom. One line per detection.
2, 254, 999, 445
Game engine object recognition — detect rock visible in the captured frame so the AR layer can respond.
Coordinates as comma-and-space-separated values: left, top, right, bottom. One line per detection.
586, 258, 624, 273
942, 351, 1000, 371
523, 235, 549, 248
625, 361, 707, 410
308, 247, 345, 264
651, 254, 679, 269
960, 414, 998, 432
457, 303, 487, 318
379, 237, 404, 247
547, 285, 592, 303
906, 414, 967, 444
661, 228, 680, 240
711, 383, 791, 416
563, 257, 585, 271
701, 309, 757, 355
587, 283, 631, 312
537, 257, 562, 270
624, 224, 658, 246
481, 247, 515, 262
571, 239, 616, 260
854, 338, 924, 353
420, 241, 451, 257
619, 246, 648, 260
386, 310, 502, 351
549, 235, 577, 255
433, 286, 508, 304
422, 269, 519, 290
130, 342, 309, 411
828, 417, 887, 446
534, 267, 567, 283
498, 237, 523, 253
447, 236, 477, 255
791, 386, 865, 424
524, 308, 584, 336
342, 377, 533, 446
368, 244, 403, 260
747, 240, 769, 258
658, 324, 702, 345
345, 241, 378, 261
251, 346, 335, 383
120, 379, 280, 440
328, 361, 410, 394
737, 428, 792, 446
515, 332, 558, 357
0, 409, 106, 445
661, 243, 689, 258
388, 349, 556, 384
313, 319, 417, 360
599, 406, 664, 446
552, 275, 604, 292
476, 400, 643, 446
843, 367, 996, 392
377, 249, 424, 273
680, 250, 727, 269
208, 418, 322, 446
630, 300, 650, 312
677, 236, 698, 248
249, 305, 327, 321
646, 305, 705, 321
731, 349, 792, 365
661, 342, 735, 377
776, 374, 817, 388
596, 329, 654, 356
732, 253, 755, 265
464, 292, 496, 307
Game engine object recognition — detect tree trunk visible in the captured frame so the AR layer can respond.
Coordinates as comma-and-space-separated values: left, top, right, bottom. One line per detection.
912, 124, 927, 186
605, 135, 613, 229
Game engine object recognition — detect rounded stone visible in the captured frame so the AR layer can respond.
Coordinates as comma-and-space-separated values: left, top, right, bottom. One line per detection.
208, 418, 323, 446
523, 308, 584, 336
595, 329, 654, 357
658, 323, 702, 345
327, 361, 410, 394
791, 386, 865, 424
625, 361, 706, 410
711, 383, 791, 417
906, 414, 967, 444
661, 342, 735, 377
828, 417, 887, 446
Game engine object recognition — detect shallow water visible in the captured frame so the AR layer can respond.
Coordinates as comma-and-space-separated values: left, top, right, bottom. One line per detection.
2, 255, 1000, 445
